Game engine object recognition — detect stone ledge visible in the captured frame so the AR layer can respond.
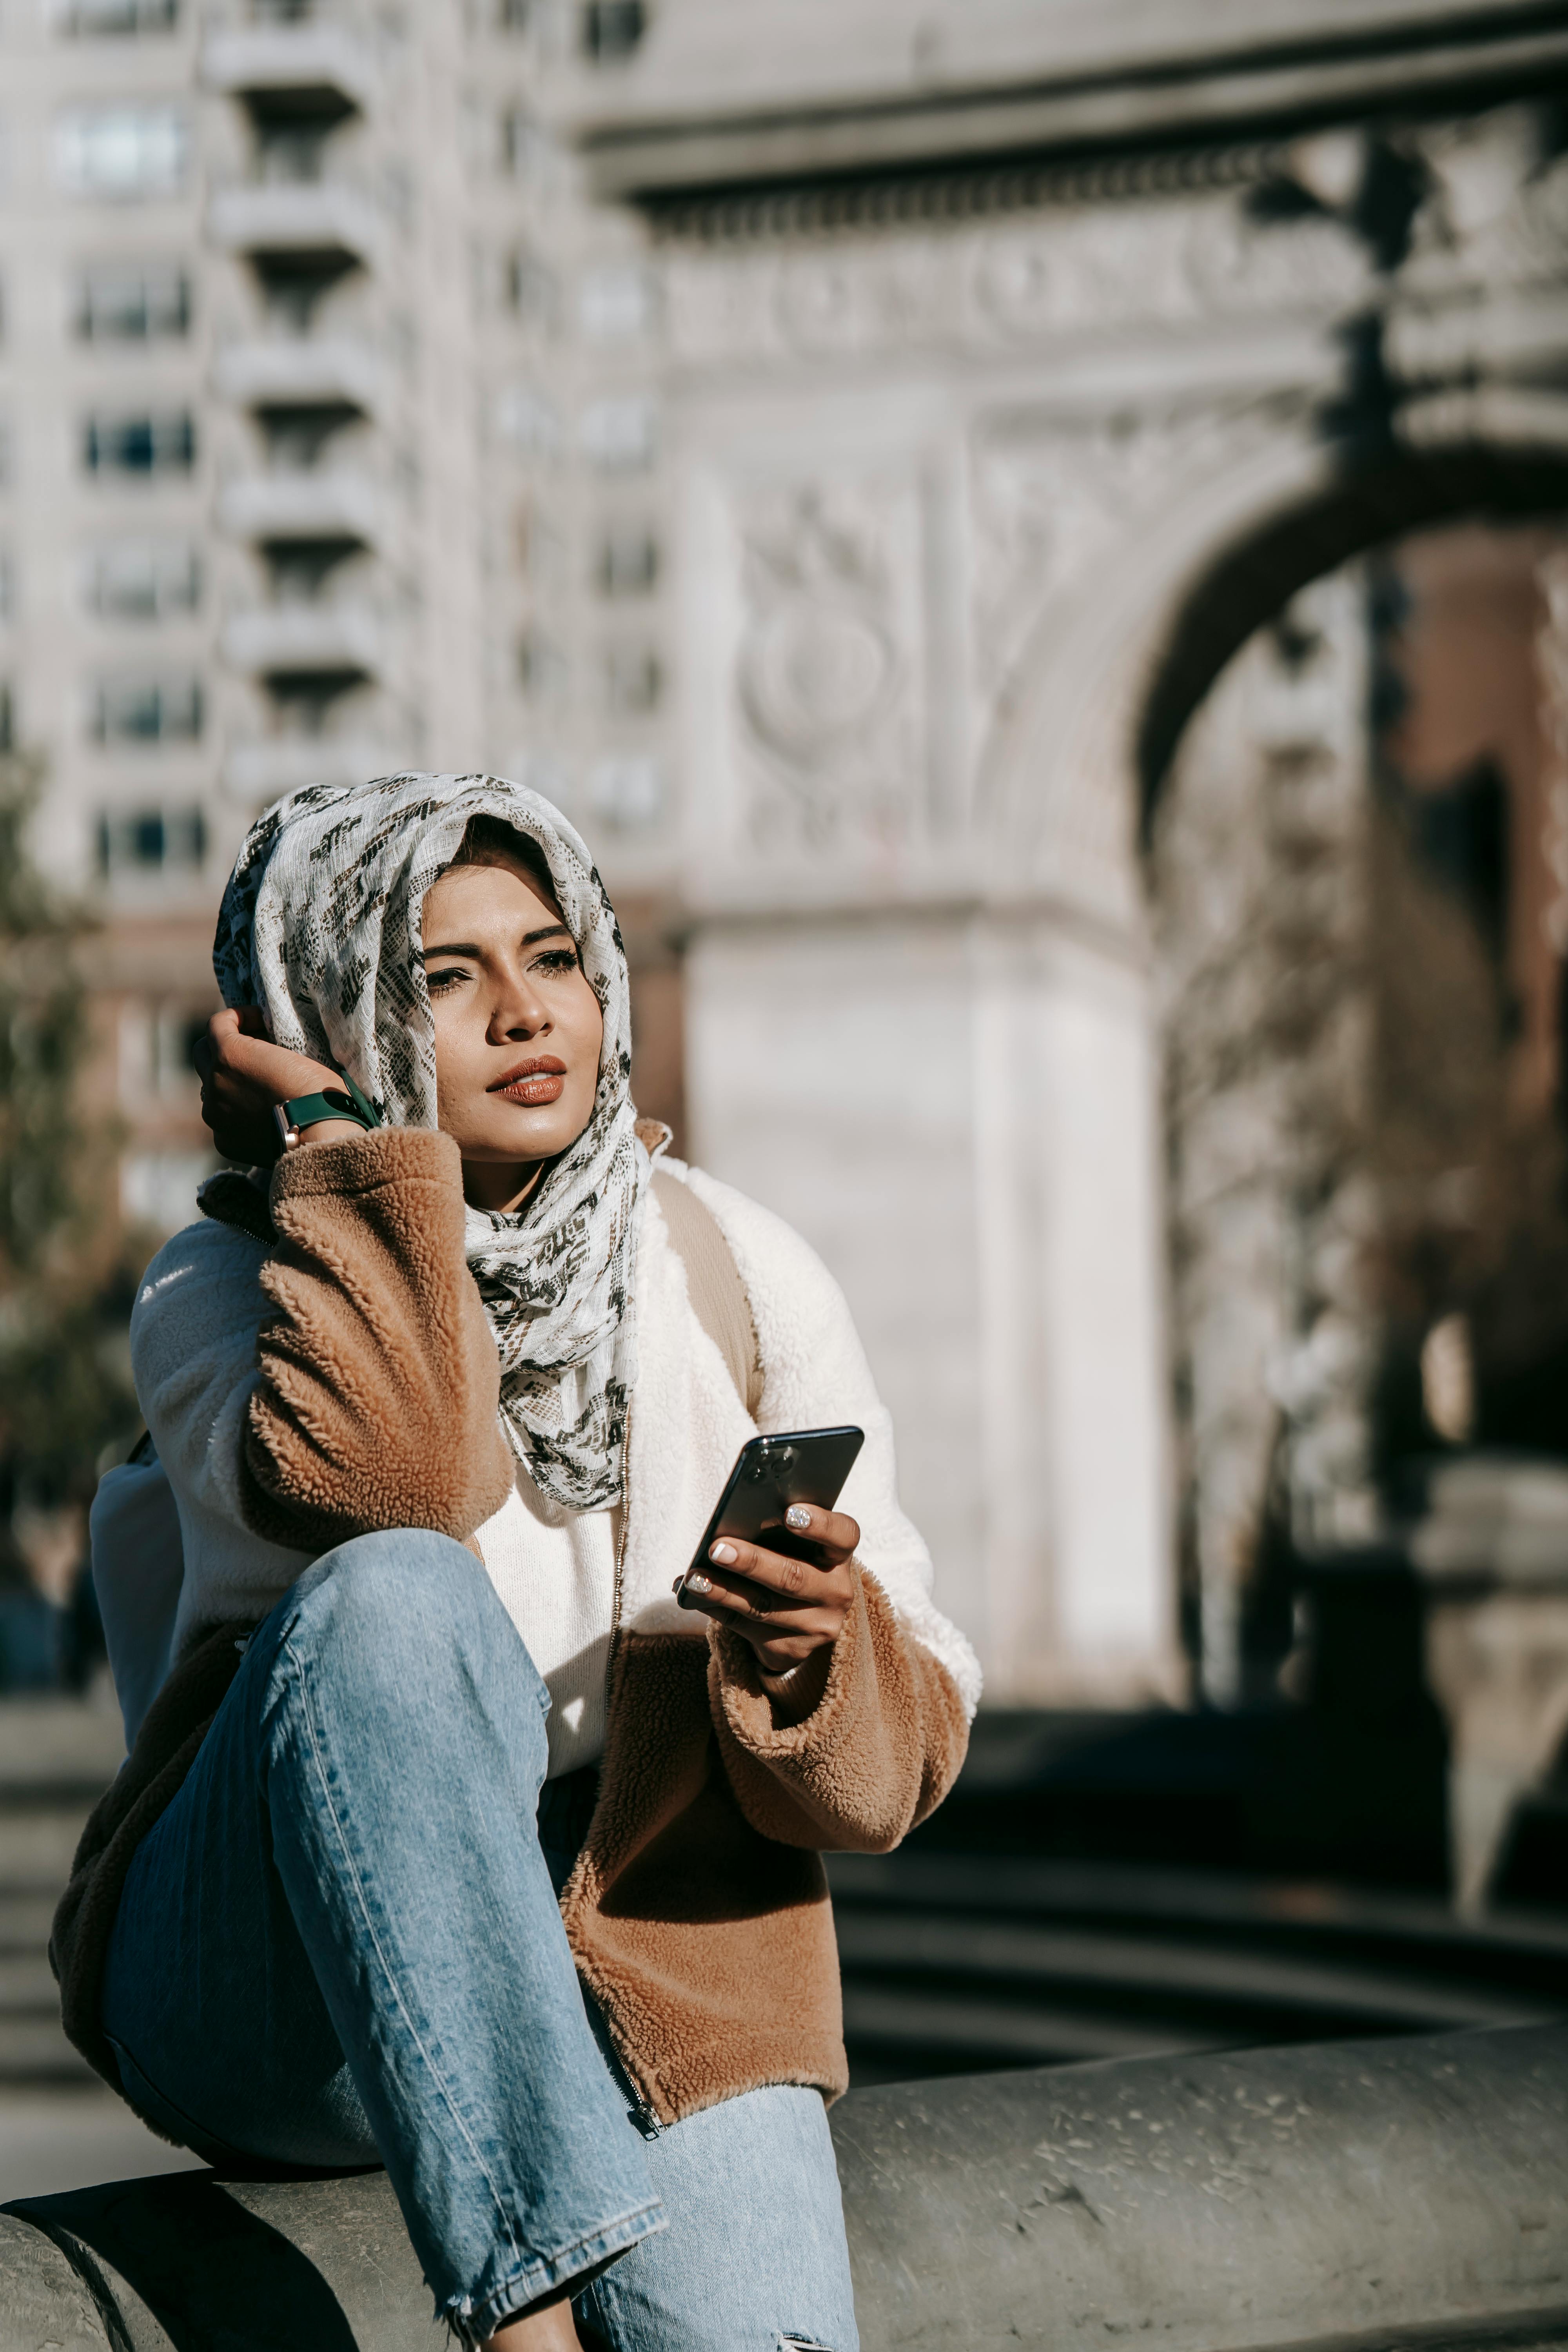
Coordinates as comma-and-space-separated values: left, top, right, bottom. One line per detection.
4, 2023, 1568, 2350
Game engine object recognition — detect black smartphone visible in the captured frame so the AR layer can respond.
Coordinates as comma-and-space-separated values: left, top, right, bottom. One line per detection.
677, 1425, 865, 1604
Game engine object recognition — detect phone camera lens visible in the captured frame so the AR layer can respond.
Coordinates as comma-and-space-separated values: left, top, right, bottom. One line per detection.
772, 1446, 797, 1473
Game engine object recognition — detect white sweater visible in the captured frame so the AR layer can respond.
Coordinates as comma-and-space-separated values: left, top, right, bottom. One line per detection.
123, 1159, 980, 1773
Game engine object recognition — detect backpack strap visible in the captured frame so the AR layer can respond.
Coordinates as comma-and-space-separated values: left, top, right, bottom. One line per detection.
652, 1169, 762, 1419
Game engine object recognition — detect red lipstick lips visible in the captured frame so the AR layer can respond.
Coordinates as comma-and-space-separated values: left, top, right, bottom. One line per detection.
490, 1055, 566, 1107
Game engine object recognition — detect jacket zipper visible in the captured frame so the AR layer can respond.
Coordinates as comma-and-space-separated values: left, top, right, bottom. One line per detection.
599, 1397, 664, 2138
610, 1393, 630, 1656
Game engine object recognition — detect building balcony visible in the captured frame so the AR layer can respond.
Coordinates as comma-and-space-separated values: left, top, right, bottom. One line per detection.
218, 470, 383, 546
214, 337, 384, 415
222, 603, 382, 681
224, 735, 393, 799
208, 181, 382, 271
202, 22, 375, 115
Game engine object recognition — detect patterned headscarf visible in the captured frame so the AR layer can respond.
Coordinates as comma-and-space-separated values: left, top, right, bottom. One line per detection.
209, 771, 646, 1512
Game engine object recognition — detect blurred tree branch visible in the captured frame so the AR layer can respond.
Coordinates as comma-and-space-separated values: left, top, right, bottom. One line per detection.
0, 750, 139, 1565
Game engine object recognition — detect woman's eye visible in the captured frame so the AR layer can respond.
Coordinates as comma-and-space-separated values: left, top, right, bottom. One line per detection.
426, 967, 469, 995
533, 948, 580, 976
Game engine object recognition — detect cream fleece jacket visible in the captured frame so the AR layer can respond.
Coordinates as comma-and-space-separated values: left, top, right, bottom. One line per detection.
126, 1155, 980, 1755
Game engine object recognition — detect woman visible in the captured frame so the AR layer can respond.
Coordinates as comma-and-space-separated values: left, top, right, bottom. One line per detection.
53, 773, 980, 2352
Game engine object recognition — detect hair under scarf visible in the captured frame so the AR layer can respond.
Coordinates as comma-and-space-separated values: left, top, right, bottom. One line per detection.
208, 771, 647, 1512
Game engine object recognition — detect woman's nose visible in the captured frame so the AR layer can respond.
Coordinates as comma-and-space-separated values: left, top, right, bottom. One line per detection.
490, 967, 549, 1038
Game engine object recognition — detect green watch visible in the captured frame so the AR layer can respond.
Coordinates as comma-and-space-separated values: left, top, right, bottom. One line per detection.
273, 1071, 382, 1152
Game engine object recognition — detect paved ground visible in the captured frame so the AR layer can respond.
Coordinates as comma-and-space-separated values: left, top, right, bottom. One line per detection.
0, 2085, 202, 2200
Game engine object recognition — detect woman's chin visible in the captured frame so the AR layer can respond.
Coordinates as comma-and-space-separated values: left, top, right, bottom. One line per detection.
460, 1109, 583, 1167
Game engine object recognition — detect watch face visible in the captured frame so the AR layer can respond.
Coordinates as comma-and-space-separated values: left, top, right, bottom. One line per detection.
272, 1102, 297, 1150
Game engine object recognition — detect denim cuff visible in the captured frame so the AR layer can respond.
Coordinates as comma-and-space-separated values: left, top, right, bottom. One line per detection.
448, 2197, 666, 2345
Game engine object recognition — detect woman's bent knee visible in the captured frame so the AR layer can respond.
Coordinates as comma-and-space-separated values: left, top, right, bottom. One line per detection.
277, 1529, 547, 1727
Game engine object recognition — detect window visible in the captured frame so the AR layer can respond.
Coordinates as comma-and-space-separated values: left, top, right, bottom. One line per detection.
496, 0, 532, 27
580, 396, 656, 474
505, 249, 558, 330
588, 753, 661, 826
578, 262, 656, 343
582, 0, 645, 60
59, 0, 178, 31
84, 411, 194, 476
500, 108, 553, 183
86, 539, 199, 619
97, 804, 205, 873
596, 524, 657, 597
601, 642, 660, 715
259, 129, 325, 186
92, 676, 201, 744
118, 997, 210, 1105
516, 628, 565, 703
122, 1149, 216, 1233
0, 686, 12, 755
76, 259, 189, 341
55, 105, 188, 199
495, 383, 561, 459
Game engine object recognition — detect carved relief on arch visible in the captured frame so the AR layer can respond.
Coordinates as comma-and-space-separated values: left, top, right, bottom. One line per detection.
731, 475, 927, 855
771, 241, 954, 356
664, 178, 1374, 372
969, 406, 1192, 709
970, 191, 1366, 343
1404, 109, 1568, 281
969, 393, 1290, 790
971, 392, 1326, 909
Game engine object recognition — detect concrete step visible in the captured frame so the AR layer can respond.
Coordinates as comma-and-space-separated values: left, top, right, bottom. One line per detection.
0, 1898, 64, 1955
0, 1699, 122, 1798
0, 1813, 94, 1895
0, 1703, 118, 2090
0, 2020, 93, 2087
0, 2088, 197, 2203
0, 1958, 67, 2012
829, 1849, 1568, 2079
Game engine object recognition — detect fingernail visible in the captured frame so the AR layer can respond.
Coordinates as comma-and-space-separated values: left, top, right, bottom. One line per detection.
709, 1542, 737, 1565
785, 1505, 811, 1532
686, 1572, 712, 1595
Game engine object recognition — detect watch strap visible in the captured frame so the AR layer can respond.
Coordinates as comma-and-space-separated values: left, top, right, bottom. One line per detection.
273, 1089, 377, 1150
334, 1069, 382, 1130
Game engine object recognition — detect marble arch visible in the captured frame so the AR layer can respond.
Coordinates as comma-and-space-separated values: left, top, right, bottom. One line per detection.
550, 18, 1568, 1703
931, 406, 1568, 1698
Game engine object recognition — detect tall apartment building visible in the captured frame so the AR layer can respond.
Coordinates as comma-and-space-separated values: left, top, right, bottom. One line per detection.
0, 0, 675, 1238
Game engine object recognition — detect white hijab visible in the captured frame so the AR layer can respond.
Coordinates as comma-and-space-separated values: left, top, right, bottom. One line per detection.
209, 771, 646, 1512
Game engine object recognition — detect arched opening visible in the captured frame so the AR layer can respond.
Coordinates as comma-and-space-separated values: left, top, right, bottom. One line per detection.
1138, 442, 1568, 841
1145, 460, 1568, 1716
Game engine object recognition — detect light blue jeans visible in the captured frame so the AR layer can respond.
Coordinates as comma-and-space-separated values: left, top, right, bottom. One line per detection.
99, 1531, 858, 2351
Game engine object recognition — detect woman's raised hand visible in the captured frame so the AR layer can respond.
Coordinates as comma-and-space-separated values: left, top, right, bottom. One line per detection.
679, 1503, 859, 1713
193, 1006, 346, 1165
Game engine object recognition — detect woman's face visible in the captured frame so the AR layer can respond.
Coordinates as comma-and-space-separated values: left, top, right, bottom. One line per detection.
421, 853, 604, 1208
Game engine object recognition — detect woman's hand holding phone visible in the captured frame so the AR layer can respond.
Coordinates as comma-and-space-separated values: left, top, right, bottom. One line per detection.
679, 1501, 860, 1711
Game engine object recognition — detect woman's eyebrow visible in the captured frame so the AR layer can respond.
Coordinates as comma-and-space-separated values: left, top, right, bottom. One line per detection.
419, 922, 573, 959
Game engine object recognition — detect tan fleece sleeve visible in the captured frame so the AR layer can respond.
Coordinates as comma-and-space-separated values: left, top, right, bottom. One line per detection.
708, 1565, 969, 1854
240, 1127, 514, 1553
